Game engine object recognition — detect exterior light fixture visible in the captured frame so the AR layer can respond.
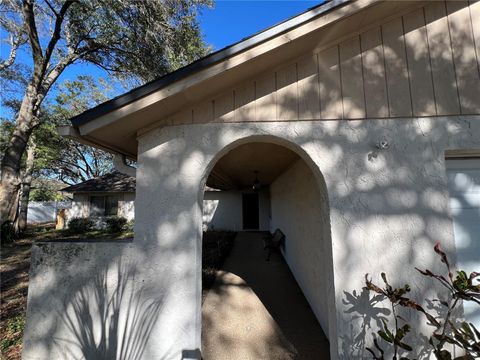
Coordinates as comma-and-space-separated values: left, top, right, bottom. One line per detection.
252, 170, 261, 192
376, 139, 390, 150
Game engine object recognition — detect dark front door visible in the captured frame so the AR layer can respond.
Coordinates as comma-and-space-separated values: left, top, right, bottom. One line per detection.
242, 193, 259, 230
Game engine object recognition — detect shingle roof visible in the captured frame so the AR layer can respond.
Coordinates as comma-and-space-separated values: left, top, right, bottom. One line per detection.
62, 172, 136, 193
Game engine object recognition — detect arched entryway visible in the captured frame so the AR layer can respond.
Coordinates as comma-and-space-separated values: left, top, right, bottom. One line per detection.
199, 136, 335, 359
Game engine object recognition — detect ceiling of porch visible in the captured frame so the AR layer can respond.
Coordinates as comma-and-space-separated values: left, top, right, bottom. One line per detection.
206, 143, 300, 191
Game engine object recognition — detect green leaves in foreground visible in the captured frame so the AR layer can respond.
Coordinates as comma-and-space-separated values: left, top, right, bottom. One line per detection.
363, 243, 480, 360
364, 273, 414, 359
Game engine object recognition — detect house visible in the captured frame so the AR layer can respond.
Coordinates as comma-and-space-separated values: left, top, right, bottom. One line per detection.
23, 1, 480, 359
59, 169, 258, 231
61, 171, 136, 223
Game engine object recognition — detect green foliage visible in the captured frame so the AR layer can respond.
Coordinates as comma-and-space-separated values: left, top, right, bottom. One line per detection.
29, 183, 66, 201
105, 217, 127, 233
364, 274, 416, 359
126, 220, 135, 232
68, 218, 94, 234
34, 76, 114, 185
0, 120, 15, 155
0, 0, 211, 228
364, 243, 480, 360
63, 0, 212, 83
0, 315, 25, 351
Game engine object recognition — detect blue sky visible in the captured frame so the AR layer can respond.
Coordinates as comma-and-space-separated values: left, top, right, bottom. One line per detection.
200, 1, 319, 50
1, 1, 320, 118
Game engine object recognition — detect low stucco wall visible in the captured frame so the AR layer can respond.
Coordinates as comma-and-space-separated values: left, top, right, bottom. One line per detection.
270, 159, 332, 338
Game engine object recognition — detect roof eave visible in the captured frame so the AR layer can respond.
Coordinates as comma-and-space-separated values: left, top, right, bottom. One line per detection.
69, 0, 350, 127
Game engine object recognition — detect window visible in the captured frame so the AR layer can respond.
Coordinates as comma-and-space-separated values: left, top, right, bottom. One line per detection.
89, 195, 121, 216
105, 196, 119, 216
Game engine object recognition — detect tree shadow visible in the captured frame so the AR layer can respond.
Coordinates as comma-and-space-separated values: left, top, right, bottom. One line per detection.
51, 260, 164, 360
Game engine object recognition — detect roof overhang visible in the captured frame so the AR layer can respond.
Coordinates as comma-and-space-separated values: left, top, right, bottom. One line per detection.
65, 0, 428, 158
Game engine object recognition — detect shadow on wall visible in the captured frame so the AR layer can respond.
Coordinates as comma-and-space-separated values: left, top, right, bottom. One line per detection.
340, 288, 437, 360
52, 260, 164, 360
341, 288, 390, 356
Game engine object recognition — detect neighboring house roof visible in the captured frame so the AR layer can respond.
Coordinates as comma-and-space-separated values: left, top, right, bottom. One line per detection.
69, 0, 346, 127
62, 172, 136, 193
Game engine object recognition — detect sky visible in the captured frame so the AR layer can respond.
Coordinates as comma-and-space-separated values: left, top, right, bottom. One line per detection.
200, 1, 320, 50
0, 1, 321, 119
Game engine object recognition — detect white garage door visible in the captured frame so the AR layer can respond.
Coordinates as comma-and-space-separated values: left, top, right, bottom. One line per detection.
446, 158, 480, 329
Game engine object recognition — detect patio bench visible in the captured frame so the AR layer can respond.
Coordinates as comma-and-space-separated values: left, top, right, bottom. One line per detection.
263, 228, 285, 261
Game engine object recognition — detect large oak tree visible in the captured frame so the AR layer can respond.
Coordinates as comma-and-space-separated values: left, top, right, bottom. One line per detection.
0, 0, 211, 225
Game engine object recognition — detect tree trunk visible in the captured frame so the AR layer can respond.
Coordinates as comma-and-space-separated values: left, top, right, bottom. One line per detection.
0, 85, 38, 225
14, 139, 36, 233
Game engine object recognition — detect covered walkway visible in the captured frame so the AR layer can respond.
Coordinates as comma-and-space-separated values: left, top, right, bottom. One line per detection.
202, 232, 330, 360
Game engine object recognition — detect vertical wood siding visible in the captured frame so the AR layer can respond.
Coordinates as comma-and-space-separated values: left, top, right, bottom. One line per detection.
169, 1, 480, 126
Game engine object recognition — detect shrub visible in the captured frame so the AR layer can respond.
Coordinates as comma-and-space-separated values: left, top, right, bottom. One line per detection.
68, 218, 94, 233
0, 315, 25, 351
105, 217, 127, 233
363, 243, 480, 360
126, 220, 135, 232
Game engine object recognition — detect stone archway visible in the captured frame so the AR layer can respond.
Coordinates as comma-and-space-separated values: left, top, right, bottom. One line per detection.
198, 135, 336, 359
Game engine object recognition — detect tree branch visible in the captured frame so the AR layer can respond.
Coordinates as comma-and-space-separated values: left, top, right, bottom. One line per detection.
42, 0, 76, 72
22, 0, 43, 66
0, 34, 23, 71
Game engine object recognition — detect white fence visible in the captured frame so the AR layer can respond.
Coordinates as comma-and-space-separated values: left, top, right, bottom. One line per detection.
27, 201, 72, 224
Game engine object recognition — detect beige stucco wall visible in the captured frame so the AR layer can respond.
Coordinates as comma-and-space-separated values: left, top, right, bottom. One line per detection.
118, 192, 135, 221
270, 159, 332, 338
134, 116, 480, 359
203, 190, 242, 231
69, 193, 89, 218
66, 192, 135, 222
203, 189, 270, 231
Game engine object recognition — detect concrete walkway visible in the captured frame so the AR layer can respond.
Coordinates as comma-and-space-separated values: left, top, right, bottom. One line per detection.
202, 232, 330, 360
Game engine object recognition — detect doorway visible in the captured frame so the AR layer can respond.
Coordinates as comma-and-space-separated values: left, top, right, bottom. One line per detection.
242, 193, 259, 230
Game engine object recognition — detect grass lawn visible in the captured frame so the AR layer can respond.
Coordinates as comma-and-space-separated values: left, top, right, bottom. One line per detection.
0, 224, 133, 360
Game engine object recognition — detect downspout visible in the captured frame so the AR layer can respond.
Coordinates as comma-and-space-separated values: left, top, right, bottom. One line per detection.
113, 153, 136, 178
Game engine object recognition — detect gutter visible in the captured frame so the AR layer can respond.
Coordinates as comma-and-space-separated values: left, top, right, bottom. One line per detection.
57, 125, 137, 161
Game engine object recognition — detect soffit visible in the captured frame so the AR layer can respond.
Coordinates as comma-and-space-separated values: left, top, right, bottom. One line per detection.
207, 143, 300, 190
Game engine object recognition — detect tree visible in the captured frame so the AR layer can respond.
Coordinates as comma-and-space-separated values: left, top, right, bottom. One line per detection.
0, 0, 211, 226
36, 76, 115, 185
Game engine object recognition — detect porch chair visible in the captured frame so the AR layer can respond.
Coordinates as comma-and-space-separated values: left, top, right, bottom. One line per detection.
263, 228, 285, 261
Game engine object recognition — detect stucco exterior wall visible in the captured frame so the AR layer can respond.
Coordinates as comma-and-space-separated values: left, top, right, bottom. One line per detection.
118, 192, 135, 221
270, 159, 332, 338
203, 189, 270, 231
133, 116, 480, 359
66, 192, 135, 222
69, 194, 88, 218
203, 190, 242, 231
24, 116, 480, 360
